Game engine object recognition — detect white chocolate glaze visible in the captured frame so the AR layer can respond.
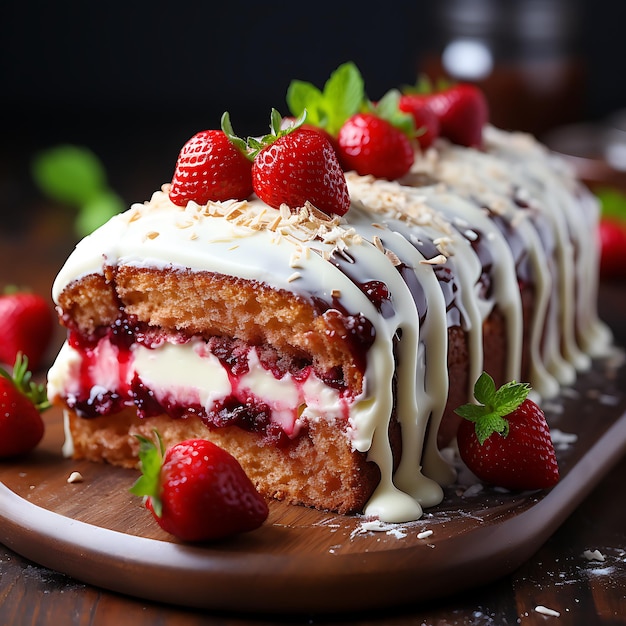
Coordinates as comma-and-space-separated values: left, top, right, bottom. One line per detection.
49, 125, 612, 523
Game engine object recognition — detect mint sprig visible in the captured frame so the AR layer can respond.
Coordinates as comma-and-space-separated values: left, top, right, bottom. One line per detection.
454, 372, 531, 445
287, 61, 365, 136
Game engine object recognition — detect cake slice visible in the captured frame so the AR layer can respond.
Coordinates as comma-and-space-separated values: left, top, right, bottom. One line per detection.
47, 79, 612, 524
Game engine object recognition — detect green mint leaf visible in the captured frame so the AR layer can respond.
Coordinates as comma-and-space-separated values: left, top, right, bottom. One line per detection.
75, 191, 125, 237
473, 372, 496, 406
286, 80, 323, 122
474, 412, 509, 445
453, 403, 486, 422
31, 145, 107, 206
492, 379, 530, 415
374, 89, 415, 136
322, 61, 364, 134
286, 61, 365, 136
596, 187, 626, 221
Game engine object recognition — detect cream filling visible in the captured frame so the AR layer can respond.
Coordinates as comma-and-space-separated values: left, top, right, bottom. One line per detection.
48, 337, 352, 440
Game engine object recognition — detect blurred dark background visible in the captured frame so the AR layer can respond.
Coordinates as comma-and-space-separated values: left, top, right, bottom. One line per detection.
3, 0, 626, 229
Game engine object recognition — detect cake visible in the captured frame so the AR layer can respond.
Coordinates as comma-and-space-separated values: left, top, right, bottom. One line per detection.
46, 74, 612, 524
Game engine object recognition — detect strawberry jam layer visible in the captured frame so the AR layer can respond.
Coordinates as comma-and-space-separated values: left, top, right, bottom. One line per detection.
56, 322, 355, 448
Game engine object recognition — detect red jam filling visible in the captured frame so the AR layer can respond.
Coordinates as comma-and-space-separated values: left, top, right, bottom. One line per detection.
63, 314, 363, 447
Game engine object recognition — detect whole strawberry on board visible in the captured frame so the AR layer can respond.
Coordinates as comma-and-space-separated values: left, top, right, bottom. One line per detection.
130, 433, 269, 542
0, 353, 49, 458
0, 286, 54, 371
169, 121, 253, 207
226, 109, 351, 217
454, 372, 559, 491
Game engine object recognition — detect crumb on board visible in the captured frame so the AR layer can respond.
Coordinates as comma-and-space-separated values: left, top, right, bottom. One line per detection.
67, 471, 84, 484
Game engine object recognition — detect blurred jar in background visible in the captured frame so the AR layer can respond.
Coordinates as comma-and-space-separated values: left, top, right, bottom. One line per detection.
420, 0, 585, 137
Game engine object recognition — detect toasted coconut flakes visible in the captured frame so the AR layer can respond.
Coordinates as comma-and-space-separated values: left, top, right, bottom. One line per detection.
373, 236, 385, 253
145, 231, 160, 240
287, 272, 301, 283
420, 254, 447, 265
127, 209, 142, 223
433, 236, 455, 256
268, 214, 282, 232
385, 250, 402, 266
228, 244, 239, 251
279, 204, 292, 220
176, 220, 194, 229
331, 289, 341, 298
189, 232, 199, 241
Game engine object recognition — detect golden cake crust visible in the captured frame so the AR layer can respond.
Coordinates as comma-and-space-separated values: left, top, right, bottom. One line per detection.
64, 408, 399, 515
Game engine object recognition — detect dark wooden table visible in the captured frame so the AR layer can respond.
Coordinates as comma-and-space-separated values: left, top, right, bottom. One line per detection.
1, 206, 625, 626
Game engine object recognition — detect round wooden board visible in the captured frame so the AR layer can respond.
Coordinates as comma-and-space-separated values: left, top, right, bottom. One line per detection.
0, 356, 625, 615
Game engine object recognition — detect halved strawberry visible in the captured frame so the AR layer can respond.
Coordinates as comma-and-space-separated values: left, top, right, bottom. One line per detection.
130, 433, 269, 542
455, 372, 559, 491
169, 124, 253, 207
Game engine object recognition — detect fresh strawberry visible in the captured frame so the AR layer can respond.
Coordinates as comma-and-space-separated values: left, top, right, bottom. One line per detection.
0, 354, 49, 458
398, 94, 440, 150
598, 218, 626, 279
130, 434, 269, 542
246, 109, 350, 217
337, 112, 415, 180
0, 287, 54, 370
422, 82, 488, 148
169, 123, 253, 207
455, 372, 559, 491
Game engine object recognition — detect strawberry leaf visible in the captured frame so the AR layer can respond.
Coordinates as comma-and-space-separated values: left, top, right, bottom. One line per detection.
0, 353, 50, 412
129, 431, 165, 517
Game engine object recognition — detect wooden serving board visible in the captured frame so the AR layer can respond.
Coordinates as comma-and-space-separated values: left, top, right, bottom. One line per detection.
1, 355, 626, 615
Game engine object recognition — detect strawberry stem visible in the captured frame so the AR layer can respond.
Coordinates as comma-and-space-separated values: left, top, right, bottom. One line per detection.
129, 430, 165, 517
0, 353, 50, 413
